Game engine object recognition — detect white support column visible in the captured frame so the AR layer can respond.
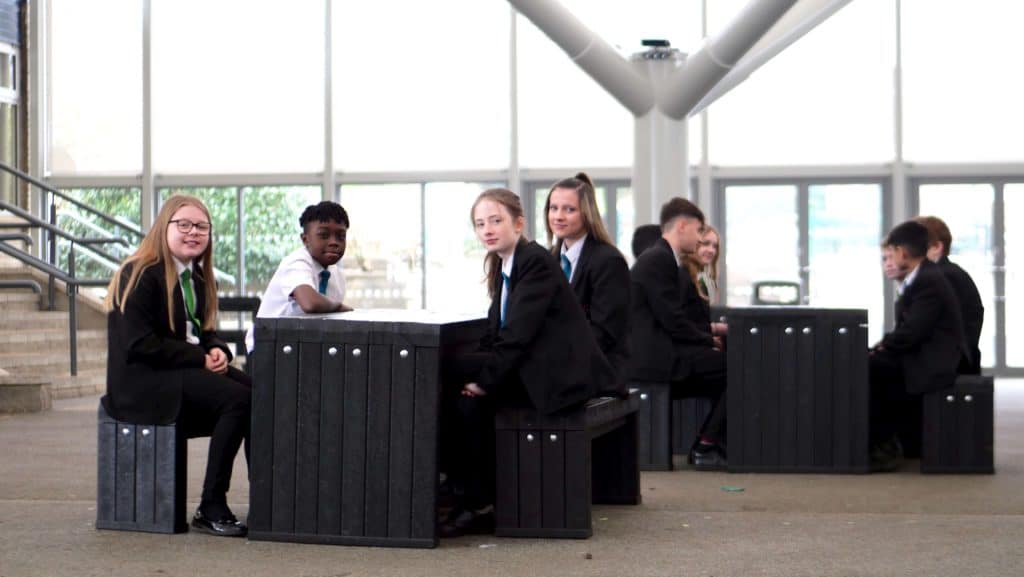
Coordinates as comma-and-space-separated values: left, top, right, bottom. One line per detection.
891, 0, 907, 225
632, 49, 688, 224
141, 0, 155, 230
697, 0, 715, 223
27, 0, 48, 258
323, 0, 335, 201
508, 7, 521, 195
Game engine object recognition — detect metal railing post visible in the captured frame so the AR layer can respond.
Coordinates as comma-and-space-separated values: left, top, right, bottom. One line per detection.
67, 243, 78, 377
47, 199, 56, 310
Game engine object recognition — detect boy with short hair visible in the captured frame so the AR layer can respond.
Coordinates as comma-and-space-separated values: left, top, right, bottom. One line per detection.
915, 215, 984, 374
245, 201, 352, 355
869, 220, 967, 471
628, 198, 727, 470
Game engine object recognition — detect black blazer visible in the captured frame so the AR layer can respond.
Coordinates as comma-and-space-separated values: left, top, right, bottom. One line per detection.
938, 256, 984, 374
568, 237, 631, 391
103, 261, 231, 425
627, 238, 715, 382
475, 240, 615, 414
681, 267, 712, 336
881, 259, 966, 395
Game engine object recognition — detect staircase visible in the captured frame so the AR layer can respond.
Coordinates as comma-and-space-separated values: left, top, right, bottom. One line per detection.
0, 252, 108, 411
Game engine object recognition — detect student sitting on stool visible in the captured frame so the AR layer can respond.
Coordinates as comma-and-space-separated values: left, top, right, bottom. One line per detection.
104, 194, 251, 537
915, 215, 984, 375
544, 172, 630, 394
628, 198, 727, 470
441, 188, 616, 538
869, 220, 968, 471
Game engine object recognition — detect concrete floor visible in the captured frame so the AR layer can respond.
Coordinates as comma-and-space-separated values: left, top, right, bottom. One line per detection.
2, 382, 1023, 577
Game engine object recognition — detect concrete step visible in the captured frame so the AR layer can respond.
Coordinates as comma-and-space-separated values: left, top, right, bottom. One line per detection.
0, 328, 106, 353
0, 292, 45, 311
0, 310, 76, 330
47, 369, 106, 399
0, 348, 107, 375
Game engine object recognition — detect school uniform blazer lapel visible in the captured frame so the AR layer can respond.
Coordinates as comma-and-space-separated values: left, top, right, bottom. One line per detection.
570, 237, 591, 292
507, 238, 529, 292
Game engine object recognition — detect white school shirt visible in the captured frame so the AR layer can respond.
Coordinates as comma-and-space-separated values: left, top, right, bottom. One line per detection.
245, 247, 347, 352
172, 257, 201, 346
560, 234, 587, 284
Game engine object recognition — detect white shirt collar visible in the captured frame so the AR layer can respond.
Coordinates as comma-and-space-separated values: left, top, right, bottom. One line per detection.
171, 257, 192, 276
501, 249, 515, 279
899, 262, 922, 295
561, 234, 587, 268
305, 248, 328, 273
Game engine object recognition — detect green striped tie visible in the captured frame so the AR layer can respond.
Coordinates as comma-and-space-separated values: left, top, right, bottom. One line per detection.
180, 269, 202, 337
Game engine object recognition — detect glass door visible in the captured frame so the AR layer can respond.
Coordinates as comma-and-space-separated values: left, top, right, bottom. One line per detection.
1002, 185, 1023, 372
719, 181, 886, 342
807, 184, 885, 344
722, 184, 800, 306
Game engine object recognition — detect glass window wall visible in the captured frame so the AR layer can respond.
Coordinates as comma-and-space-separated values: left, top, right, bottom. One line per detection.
151, 0, 324, 173
903, 1, 1024, 162
333, 1, 508, 171
707, 0, 894, 165
50, 0, 142, 174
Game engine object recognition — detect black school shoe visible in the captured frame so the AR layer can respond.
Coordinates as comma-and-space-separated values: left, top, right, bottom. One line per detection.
869, 436, 905, 473
191, 508, 248, 537
438, 506, 495, 538
689, 443, 728, 471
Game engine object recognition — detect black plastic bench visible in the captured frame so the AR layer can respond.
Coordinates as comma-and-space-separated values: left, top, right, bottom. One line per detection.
922, 374, 994, 474
494, 389, 641, 538
96, 403, 187, 533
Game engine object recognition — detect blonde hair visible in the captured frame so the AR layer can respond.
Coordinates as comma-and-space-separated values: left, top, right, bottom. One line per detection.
544, 172, 614, 253
105, 194, 219, 333
470, 188, 526, 299
700, 225, 721, 282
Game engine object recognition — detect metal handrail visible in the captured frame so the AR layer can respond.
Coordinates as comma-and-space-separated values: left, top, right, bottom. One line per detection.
0, 199, 130, 248
0, 161, 143, 237
0, 239, 108, 376
0, 163, 239, 376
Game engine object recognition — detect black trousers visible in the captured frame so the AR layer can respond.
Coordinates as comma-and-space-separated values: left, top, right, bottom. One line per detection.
176, 365, 252, 506
440, 352, 530, 511
671, 347, 727, 442
868, 349, 919, 448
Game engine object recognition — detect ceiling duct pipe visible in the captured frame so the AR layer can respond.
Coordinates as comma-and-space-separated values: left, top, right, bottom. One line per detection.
659, 0, 798, 120
687, 0, 854, 117
508, 0, 655, 116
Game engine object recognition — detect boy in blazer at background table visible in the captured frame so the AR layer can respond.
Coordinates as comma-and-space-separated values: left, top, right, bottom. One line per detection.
628, 197, 727, 470
869, 220, 967, 471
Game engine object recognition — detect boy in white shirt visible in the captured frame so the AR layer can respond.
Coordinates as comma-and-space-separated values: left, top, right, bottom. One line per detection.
245, 201, 352, 355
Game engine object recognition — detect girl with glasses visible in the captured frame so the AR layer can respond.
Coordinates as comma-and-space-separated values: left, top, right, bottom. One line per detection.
103, 194, 251, 537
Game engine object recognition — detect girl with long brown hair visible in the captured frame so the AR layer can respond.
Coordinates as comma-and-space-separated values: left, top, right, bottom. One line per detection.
103, 194, 251, 537
544, 172, 630, 387
440, 188, 615, 538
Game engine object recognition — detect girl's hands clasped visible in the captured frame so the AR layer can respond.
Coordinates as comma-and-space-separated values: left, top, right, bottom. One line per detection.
205, 347, 229, 374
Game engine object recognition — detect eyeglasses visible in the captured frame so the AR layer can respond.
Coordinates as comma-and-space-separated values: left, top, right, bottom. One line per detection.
169, 219, 212, 235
